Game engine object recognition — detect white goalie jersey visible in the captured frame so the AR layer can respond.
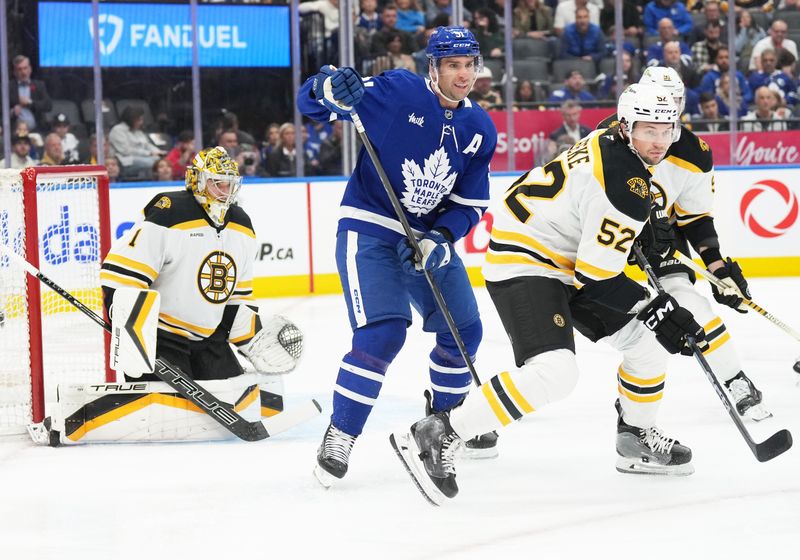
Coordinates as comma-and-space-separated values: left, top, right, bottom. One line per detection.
483, 129, 653, 295
100, 190, 259, 346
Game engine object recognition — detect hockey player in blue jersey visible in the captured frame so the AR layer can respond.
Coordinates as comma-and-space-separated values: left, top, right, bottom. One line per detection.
297, 26, 498, 487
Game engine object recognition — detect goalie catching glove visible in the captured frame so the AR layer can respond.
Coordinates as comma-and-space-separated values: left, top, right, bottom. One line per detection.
239, 315, 304, 374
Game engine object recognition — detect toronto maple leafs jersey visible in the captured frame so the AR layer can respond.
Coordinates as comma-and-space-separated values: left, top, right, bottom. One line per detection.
483, 128, 652, 312
100, 191, 260, 346
297, 69, 497, 243
597, 114, 715, 235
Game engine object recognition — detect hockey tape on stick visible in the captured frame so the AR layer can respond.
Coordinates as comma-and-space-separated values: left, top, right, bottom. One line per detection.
0, 244, 318, 442
633, 244, 792, 462
672, 250, 800, 343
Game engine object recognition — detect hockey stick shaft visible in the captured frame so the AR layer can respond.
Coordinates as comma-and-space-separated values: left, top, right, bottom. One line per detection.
0, 244, 315, 442
350, 112, 481, 385
633, 245, 791, 462
671, 249, 800, 342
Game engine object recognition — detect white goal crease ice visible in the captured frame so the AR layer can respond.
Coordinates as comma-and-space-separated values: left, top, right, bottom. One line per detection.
0, 166, 113, 435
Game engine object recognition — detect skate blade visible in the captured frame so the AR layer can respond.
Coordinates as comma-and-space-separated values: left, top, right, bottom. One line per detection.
745, 404, 773, 422
389, 432, 445, 507
459, 445, 499, 460
313, 465, 339, 489
615, 456, 695, 476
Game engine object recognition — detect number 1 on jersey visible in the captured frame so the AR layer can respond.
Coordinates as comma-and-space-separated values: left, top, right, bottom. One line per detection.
504, 160, 567, 223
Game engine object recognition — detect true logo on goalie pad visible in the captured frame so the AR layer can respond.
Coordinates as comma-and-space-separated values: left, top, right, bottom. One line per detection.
197, 250, 237, 303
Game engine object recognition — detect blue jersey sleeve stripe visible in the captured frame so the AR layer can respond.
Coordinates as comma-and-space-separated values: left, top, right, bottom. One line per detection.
340, 205, 426, 238
448, 193, 489, 207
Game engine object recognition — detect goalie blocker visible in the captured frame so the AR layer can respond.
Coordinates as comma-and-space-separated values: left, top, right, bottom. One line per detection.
31, 289, 306, 445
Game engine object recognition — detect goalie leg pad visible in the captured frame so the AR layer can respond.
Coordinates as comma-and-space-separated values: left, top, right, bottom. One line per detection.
110, 288, 160, 377
47, 374, 263, 445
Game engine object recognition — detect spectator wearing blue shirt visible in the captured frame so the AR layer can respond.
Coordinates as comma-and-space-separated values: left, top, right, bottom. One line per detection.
768, 48, 799, 106
643, 0, 692, 36
698, 46, 753, 106
715, 73, 748, 118
547, 70, 596, 103
646, 18, 692, 67
395, 0, 426, 34
748, 49, 777, 93
560, 7, 606, 62
357, 0, 383, 35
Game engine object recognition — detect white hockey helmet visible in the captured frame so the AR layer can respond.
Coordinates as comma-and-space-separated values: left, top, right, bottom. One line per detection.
640, 66, 686, 115
617, 83, 680, 157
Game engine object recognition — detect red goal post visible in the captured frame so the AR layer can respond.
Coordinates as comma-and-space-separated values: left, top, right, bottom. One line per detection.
0, 165, 114, 434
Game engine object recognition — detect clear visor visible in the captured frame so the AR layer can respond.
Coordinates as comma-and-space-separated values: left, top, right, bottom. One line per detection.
200, 170, 242, 205
630, 122, 676, 144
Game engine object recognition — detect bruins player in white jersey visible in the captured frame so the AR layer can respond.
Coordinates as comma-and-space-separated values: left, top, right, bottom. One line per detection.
36, 147, 303, 445
599, 67, 768, 420
390, 84, 709, 504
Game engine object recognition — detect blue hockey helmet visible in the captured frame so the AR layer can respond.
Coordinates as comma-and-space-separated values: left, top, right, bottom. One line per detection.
426, 26, 481, 61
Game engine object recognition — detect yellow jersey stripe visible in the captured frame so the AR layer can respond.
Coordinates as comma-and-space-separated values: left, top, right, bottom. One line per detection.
618, 384, 663, 403
575, 258, 617, 280
227, 222, 256, 238
499, 371, 535, 414
171, 219, 208, 230
666, 155, 702, 174
104, 253, 158, 280
704, 316, 723, 333
99, 270, 148, 289
491, 228, 575, 270
618, 366, 666, 387
482, 383, 512, 426
485, 251, 575, 276
590, 132, 605, 189
159, 312, 216, 337
702, 332, 731, 355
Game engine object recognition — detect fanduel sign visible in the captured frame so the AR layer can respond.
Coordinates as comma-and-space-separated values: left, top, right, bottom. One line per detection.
39, 2, 290, 67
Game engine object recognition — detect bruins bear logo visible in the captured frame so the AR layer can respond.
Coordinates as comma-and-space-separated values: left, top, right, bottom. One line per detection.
197, 251, 237, 303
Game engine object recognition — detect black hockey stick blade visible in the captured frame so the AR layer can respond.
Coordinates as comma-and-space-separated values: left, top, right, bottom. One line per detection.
754, 429, 793, 463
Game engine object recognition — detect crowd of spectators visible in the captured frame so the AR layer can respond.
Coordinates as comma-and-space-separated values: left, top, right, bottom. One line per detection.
6, 1, 800, 179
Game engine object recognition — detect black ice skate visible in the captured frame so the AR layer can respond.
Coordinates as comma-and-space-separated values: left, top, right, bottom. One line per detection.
424, 389, 498, 459
390, 412, 462, 506
314, 423, 356, 488
615, 400, 694, 476
725, 372, 771, 421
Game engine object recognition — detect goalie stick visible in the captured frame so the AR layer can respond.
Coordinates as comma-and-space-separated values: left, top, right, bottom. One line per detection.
349, 111, 482, 386
0, 244, 321, 442
633, 244, 792, 462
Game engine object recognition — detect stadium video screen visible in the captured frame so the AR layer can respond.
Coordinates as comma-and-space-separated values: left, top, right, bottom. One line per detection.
39, 2, 291, 67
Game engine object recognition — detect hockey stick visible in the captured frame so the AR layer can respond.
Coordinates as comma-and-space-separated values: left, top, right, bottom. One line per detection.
0, 244, 321, 442
671, 249, 800, 343
633, 244, 792, 462
350, 111, 481, 385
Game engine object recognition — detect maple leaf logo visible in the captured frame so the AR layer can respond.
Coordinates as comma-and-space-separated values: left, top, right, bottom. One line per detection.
400, 147, 458, 216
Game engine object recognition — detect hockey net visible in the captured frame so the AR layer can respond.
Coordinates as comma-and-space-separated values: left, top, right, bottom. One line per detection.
0, 166, 113, 435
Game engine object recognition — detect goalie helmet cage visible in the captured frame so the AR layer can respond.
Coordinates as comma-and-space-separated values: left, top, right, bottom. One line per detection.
0, 166, 113, 434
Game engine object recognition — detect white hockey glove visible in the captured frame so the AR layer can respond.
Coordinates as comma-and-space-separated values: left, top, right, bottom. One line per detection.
239, 315, 303, 374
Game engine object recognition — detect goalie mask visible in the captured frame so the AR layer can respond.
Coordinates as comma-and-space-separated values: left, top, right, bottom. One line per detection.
186, 146, 242, 227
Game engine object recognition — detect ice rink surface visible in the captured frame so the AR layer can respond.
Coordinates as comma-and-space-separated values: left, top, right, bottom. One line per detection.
2, 278, 800, 559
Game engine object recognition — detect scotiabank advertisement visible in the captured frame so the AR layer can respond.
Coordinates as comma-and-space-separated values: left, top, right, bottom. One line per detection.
104, 166, 799, 298
489, 109, 800, 170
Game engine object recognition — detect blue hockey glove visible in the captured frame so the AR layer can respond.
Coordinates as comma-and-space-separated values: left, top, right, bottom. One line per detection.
312, 65, 364, 115
397, 230, 452, 275
637, 293, 706, 356
711, 258, 750, 313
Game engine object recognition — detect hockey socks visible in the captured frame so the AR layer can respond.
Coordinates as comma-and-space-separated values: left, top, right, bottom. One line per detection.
331, 319, 405, 436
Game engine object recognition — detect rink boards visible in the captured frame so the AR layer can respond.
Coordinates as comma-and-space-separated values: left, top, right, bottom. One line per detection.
106, 166, 800, 298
